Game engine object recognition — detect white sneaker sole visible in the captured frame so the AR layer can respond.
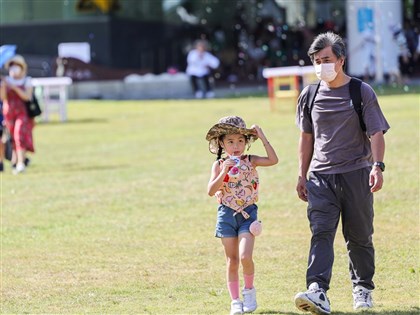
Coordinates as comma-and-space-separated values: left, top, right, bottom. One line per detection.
354, 303, 373, 310
243, 304, 257, 313
295, 294, 330, 315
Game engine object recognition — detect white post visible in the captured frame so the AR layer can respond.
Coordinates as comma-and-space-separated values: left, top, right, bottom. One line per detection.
374, 1, 384, 83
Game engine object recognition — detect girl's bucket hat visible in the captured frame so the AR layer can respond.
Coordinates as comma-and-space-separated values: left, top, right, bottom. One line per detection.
205, 116, 257, 154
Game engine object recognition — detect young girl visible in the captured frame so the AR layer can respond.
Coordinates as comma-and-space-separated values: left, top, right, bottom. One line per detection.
206, 116, 278, 315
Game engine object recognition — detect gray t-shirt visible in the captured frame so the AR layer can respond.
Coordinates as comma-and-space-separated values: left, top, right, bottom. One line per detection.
296, 80, 390, 174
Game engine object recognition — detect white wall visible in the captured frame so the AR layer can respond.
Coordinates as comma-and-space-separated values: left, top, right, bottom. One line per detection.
346, 0, 402, 81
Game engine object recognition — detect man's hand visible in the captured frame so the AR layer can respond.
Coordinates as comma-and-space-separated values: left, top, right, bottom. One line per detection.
296, 176, 308, 202
369, 167, 383, 192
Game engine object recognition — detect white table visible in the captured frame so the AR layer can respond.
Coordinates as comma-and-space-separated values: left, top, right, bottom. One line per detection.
31, 77, 72, 122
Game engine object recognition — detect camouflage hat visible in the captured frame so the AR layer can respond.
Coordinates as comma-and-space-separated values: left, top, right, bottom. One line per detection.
205, 116, 257, 154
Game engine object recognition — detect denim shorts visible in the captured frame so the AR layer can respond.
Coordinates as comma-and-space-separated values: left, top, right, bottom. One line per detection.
214, 204, 258, 238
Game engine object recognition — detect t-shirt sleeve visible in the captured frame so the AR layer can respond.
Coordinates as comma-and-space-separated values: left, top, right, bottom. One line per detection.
206, 53, 220, 69
361, 82, 390, 136
295, 85, 313, 133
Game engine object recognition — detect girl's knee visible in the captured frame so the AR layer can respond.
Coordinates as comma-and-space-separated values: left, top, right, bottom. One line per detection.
240, 254, 253, 267
226, 256, 240, 270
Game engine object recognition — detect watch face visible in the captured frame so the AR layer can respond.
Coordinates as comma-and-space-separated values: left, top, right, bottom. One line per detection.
374, 162, 385, 171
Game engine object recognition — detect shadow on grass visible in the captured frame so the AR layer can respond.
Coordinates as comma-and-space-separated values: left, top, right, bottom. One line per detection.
38, 118, 109, 125
257, 308, 420, 315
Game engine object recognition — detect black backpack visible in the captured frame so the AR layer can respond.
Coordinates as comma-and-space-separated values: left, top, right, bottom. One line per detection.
305, 77, 366, 132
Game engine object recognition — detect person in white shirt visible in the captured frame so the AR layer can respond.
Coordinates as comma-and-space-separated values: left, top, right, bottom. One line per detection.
186, 39, 220, 99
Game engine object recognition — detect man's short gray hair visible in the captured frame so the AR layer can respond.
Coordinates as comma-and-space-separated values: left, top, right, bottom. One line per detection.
307, 32, 346, 62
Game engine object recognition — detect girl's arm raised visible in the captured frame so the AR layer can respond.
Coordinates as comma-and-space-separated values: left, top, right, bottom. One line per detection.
250, 125, 278, 167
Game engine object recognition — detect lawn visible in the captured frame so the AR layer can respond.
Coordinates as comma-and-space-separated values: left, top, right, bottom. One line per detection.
1, 93, 419, 314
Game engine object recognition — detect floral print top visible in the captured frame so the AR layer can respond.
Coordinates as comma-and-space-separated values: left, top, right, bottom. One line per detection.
217, 155, 259, 212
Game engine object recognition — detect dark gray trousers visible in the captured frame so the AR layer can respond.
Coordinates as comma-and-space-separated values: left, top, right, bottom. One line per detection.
305, 167, 375, 291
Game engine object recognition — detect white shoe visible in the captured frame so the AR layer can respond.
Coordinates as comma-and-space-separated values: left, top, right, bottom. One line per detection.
195, 91, 204, 99
242, 287, 257, 313
230, 299, 243, 315
13, 163, 25, 175
206, 91, 215, 98
294, 282, 331, 315
353, 285, 373, 309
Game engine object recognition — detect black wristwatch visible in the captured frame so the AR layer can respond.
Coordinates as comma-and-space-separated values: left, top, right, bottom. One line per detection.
373, 162, 385, 172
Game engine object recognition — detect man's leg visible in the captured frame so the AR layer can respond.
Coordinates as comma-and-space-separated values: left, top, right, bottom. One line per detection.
190, 75, 199, 92
305, 172, 341, 291
295, 172, 339, 314
341, 168, 375, 290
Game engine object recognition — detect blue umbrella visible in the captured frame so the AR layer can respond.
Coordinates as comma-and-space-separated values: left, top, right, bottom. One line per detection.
0, 45, 17, 68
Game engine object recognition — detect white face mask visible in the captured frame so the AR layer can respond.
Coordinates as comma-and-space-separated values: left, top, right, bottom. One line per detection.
9, 65, 23, 77
315, 62, 338, 82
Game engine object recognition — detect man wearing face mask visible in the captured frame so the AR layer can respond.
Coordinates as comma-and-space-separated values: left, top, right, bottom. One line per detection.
0, 55, 35, 174
293, 32, 390, 314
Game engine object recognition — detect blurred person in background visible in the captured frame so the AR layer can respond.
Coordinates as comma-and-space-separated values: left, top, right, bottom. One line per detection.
0, 55, 35, 174
0, 96, 4, 172
186, 39, 220, 99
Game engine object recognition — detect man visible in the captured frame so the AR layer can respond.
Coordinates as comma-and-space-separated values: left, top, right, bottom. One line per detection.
294, 32, 390, 314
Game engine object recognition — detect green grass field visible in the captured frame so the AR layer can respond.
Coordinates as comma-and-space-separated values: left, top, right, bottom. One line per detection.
1, 93, 419, 314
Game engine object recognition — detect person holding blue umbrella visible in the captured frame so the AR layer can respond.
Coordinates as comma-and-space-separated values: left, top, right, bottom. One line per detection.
1, 54, 35, 174
0, 45, 16, 171
0, 45, 17, 68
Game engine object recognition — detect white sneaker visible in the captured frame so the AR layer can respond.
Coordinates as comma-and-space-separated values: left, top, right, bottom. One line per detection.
242, 287, 257, 313
206, 91, 215, 98
353, 285, 373, 309
195, 91, 204, 99
230, 299, 243, 315
13, 163, 25, 175
294, 282, 331, 315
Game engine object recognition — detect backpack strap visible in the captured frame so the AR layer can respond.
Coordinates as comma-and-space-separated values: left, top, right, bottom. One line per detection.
349, 77, 366, 132
305, 78, 366, 132
305, 81, 321, 124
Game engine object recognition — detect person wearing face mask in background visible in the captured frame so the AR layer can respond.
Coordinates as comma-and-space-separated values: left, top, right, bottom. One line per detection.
293, 32, 390, 314
0, 55, 35, 174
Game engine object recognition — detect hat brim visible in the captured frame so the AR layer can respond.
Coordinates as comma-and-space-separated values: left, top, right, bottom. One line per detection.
206, 123, 258, 154
5, 56, 27, 72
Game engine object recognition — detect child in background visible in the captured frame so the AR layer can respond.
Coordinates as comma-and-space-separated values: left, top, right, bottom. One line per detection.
206, 116, 278, 315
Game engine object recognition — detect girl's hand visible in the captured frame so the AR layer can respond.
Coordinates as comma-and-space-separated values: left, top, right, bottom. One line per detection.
221, 158, 237, 174
250, 124, 263, 139
248, 124, 278, 167
250, 125, 271, 146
